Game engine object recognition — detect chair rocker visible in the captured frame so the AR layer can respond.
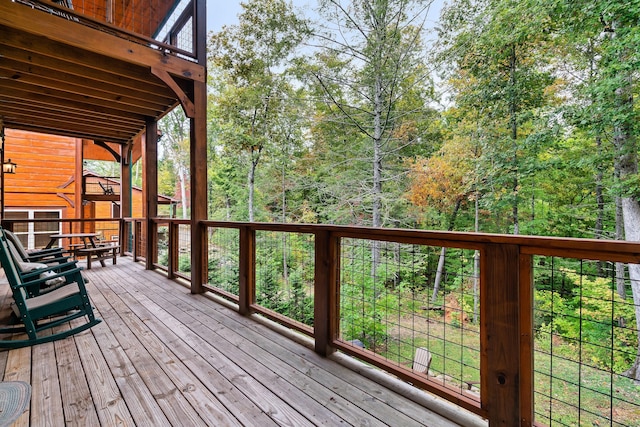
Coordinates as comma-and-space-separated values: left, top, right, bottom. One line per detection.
0, 231, 101, 349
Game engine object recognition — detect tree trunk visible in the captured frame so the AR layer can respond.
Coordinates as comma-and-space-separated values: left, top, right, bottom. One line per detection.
473, 190, 480, 323
509, 44, 519, 236
179, 166, 188, 219
282, 159, 288, 286
431, 199, 462, 303
615, 193, 626, 299
431, 246, 447, 304
621, 199, 640, 384
371, 74, 383, 279
248, 161, 256, 222
613, 77, 640, 383
595, 135, 605, 275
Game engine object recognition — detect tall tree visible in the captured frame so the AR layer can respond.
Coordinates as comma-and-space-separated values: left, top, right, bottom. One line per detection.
159, 108, 190, 219
437, 0, 555, 235
210, 0, 309, 221
551, 0, 640, 384
310, 0, 436, 228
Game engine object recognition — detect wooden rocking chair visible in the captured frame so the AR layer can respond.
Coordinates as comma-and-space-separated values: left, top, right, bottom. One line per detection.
3, 229, 66, 263
0, 230, 101, 349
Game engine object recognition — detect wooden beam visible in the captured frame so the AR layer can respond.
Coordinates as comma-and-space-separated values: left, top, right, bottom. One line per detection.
519, 254, 534, 427
0, 26, 172, 95
0, 102, 138, 134
76, 139, 84, 219
0, 86, 147, 123
0, 2, 205, 82
0, 80, 163, 117
189, 78, 207, 293
481, 243, 522, 426
144, 119, 158, 270
314, 230, 339, 356
238, 226, 255, 314
120, 144, 132, 257
0, 65, 173, 111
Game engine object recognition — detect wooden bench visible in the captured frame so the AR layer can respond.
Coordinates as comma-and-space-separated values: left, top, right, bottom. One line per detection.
76, 245, 120, 269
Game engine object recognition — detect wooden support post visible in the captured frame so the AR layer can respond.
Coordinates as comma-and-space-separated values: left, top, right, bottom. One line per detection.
143, 118, 158, 270
189, 79, 208, 294
75, 139, 84, 221
519, 253, 534, 427
1, 120, 5, 221
120, 143, 132, 256
238, 226, 255, 316
481, 243, 526, 426
314, 230, 339, 356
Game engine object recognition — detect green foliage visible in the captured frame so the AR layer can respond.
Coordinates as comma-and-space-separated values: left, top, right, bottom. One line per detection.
178, 253, 191, 273
535, 270, 638, 372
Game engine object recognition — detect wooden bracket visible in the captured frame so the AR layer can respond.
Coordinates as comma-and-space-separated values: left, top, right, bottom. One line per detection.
151, 66, 195, 118
94, 140, 121, 163
122, 141, 134, 166
55, 192, 75, 208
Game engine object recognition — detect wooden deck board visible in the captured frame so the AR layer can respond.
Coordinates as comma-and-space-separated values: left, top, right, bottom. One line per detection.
0, 258, 468, 426
30, 337, 65, 427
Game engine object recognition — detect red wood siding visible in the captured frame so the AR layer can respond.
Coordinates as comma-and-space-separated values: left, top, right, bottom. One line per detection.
4, 129, 78, 218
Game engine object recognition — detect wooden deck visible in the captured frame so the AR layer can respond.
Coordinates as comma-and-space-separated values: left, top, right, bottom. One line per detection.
0, 258, 476, 426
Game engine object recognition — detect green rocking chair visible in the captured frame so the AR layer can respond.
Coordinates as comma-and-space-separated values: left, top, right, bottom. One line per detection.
0, 229, 101, 349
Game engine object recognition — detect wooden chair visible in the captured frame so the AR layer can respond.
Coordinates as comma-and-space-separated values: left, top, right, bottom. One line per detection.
3, 233, 80, 297
98, 181, 114, 195
413, 347, 432, 375
0, 229, 101, 349
3, 229, 66, 263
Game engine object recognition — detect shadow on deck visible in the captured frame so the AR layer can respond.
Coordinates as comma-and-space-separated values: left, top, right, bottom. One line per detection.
0, 258, 484, 426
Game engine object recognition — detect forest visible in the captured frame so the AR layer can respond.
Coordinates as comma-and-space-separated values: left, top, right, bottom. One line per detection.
145, 0, 640, 422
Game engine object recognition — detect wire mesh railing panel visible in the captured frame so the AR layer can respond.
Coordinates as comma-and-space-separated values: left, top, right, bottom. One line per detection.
176, 223, 191, 277
206, 227, 240, 300
156, 223, 169, 269
135, 221, 146, 259
533, 256, 640, 426
338, 238, 481, 398
254, 230, 315, 327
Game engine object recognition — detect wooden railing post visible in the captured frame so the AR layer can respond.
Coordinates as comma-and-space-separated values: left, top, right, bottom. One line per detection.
314, 230, 339, 356
481, 243, 531, 426
238, 226, 255, 316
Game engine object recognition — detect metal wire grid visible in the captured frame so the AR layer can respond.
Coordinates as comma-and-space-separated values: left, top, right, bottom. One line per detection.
338, 238, 481, 397
533, 256, 640, 426
254, 231, 315, 327
206, 227, 240, 299
156, 224, 169, 268
176, 223, 191, 277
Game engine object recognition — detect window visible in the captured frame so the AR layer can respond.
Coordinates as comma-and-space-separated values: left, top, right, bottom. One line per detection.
5, 210, 61, 249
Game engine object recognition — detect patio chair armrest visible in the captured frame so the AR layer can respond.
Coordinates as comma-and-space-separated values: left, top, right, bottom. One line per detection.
20, 266, 84, 289
40, 256, 73, 265
26, 247, 65, 257
20, 262, 81, 281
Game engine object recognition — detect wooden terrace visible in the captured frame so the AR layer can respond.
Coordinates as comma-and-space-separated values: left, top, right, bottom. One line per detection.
0, 257, 482, 426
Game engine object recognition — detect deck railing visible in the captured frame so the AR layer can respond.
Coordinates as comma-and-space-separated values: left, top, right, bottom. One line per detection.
2, 217, 120, 250
2, 217, 639, 426
150, 219, 640, 427
13, 0, 198, 61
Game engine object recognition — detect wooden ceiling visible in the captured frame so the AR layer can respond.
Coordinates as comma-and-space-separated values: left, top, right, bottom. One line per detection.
0, 0, 203, 145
